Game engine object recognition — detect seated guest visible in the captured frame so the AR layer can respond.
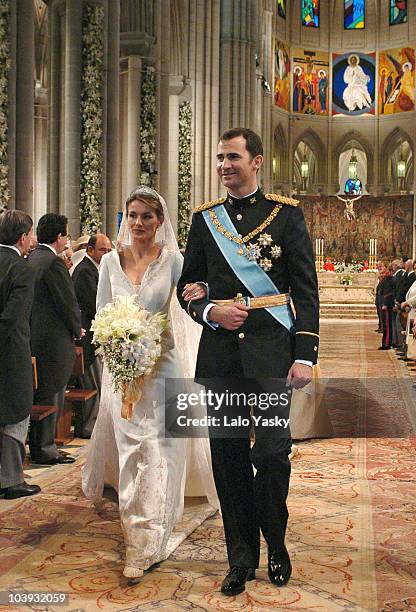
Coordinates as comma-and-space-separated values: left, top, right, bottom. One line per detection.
28, 213, 82, 464
71, 234, 112, 437
0, 210, 41, 498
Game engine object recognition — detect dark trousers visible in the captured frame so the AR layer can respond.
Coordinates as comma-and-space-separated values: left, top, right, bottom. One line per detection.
206, 370, 291, 568
29, 389, 65, 462
210, 431, 291, 568
376, 303, 383, 331
382, 308, 394, 349
0, 415, 30, 488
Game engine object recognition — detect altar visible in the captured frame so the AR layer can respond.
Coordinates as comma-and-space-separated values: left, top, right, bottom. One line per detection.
318, 271, 377, 304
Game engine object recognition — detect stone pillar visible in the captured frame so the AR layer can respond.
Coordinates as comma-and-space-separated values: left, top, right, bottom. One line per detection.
105, 0, 120, 239
260, 6, 273, 192
188, 0, 220, 205
64, 0, 82, 237
48, 0, 120, 237
34, 86, 48, 224
48, 0, 60, 213
219, 0, 257, 134
15, 0, 35, 214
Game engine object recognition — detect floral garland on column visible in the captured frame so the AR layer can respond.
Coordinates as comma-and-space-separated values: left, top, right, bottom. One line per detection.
139, 66, 156, 187
80, 3, 104, 234
177, 101, 192, 249
0, 0, 10, 210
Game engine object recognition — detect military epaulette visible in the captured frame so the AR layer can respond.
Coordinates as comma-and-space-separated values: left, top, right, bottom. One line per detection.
265, 193, 298, 206
193, 196, 227, 213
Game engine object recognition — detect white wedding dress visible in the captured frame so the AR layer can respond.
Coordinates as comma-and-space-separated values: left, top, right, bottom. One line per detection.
82, 246, 218, 578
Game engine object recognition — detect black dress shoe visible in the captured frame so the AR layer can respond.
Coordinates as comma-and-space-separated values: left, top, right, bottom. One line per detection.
268, 546, 292, 587
3, 482, 41, 500
221, 566, 256, 596
36, 455, 76, 465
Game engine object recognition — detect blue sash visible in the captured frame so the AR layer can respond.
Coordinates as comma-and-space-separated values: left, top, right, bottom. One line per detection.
203, 206, 295, 333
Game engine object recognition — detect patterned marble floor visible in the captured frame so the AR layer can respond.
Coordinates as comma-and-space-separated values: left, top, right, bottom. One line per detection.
0, 321, 415, 611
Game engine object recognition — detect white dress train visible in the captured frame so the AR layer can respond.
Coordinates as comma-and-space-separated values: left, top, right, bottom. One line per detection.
82, 246, 218, 578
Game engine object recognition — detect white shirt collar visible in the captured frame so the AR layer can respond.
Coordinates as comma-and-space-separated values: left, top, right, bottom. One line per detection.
0, 243, 21, 256
85, 253, 99, 269
227, 186, 259, 200
38, 243, 57, 255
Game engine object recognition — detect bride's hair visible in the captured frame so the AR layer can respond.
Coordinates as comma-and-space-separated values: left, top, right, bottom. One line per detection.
125, 187, 164, 220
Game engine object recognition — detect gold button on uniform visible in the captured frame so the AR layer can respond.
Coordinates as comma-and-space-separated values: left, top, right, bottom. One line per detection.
238, 332, 245, 339
314, 345, 318, 351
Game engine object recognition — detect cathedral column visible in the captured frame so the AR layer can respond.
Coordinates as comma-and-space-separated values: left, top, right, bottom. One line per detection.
48, 0, 120, 237
63, 1, 82, 236
105, 0, 120, 238
188, 0, 220, 205
260, 5, 272, 192
219, 0, 257, 134
12, 0, 35, 214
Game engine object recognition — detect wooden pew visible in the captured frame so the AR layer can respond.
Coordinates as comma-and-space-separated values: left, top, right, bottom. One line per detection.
30, 357, 58, 422
55, 347, 97, 446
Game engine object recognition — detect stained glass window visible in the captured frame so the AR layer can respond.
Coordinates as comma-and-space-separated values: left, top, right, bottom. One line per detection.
344, 0, 365, 29
390, 0, 407, 25
302, 0, 319, 27
345, 178, 362, 195
277, 0, 286, 19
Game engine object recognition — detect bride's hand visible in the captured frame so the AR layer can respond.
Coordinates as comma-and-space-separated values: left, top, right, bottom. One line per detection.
182, 282, 207, 302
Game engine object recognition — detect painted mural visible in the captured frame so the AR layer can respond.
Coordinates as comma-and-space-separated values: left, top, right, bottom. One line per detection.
379, 47, 415, 114
299, 195, 413, 260
292, 48, 329, 114
274, 40, 291, 111
332, 52, 376, 116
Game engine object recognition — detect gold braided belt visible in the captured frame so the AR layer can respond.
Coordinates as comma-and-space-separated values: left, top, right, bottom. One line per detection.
212, 292, 290, 309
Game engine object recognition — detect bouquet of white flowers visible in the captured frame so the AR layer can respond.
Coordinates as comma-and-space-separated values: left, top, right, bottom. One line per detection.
91, 295, 168, 419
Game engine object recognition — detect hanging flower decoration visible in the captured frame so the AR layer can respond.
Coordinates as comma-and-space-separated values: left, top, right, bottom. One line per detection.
0, 0, 10, 209
139, 66, 157, 187
178, 101, 192, 249
80, 3, 104, 234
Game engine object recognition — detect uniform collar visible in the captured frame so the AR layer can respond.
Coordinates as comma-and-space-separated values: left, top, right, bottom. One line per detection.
227, 187, 263, 208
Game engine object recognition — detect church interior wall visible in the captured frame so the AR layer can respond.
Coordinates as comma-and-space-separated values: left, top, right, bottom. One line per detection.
1, 0, 415, 259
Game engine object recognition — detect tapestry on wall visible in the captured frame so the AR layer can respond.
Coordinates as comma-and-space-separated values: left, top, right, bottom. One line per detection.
292, 48, 329, 114
378, 47, 415, 114
332, 52, 376, 116
274, 40, 290, 111
298, 195, 413, 260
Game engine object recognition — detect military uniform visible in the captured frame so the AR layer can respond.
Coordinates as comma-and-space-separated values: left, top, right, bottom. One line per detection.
177, 187, 319, 568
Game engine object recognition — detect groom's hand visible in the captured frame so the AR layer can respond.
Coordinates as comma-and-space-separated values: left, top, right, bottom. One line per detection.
208, 304, 249, 330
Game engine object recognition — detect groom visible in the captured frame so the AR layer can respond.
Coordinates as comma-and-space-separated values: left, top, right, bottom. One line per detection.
178, 128, 319, 595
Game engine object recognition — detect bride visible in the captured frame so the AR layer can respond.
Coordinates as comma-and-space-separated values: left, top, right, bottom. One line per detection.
82, 186, 218, 580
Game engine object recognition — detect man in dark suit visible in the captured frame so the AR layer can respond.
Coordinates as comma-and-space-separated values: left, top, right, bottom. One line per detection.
177, 128, 319, 595
395, 259, 415, 353
71, 233, 111, 437
28, 213, 82, 464
0, 210, 41, 499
